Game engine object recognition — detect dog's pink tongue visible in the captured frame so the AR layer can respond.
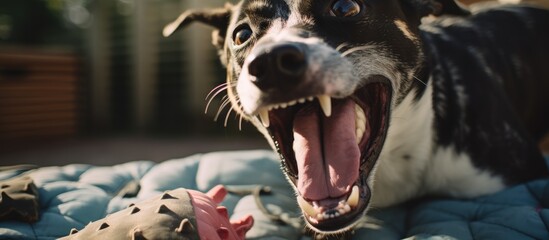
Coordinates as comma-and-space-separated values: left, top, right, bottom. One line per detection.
293, 99, 360, 201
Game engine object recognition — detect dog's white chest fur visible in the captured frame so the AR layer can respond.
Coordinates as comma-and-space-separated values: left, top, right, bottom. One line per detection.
370, 80, 505, 207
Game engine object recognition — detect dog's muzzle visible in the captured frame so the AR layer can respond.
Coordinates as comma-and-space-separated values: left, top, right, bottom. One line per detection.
236, 36, 393, 233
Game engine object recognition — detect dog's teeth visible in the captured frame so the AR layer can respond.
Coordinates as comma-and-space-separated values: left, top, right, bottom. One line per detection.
298, 98, 306, 104
355, 104, 366, 143
297, 196, 318, 217
281, 103, 288, 109
347, 185, 360, 208
317, 95, 332, 117
259, 109, 270, 127
344, 204, 351, 212
307, 96, 314, 101
288, 100, 297, 106
316, 213, 324, 221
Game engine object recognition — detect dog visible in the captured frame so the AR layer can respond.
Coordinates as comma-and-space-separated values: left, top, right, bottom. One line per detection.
164, 0, 549, 234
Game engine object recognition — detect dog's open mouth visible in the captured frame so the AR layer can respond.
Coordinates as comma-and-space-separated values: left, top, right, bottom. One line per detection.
256, 81, 391, 232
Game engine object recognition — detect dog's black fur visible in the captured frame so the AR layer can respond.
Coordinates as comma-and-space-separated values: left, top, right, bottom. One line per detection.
165, 0, 549, 234
422, 5, 549, 183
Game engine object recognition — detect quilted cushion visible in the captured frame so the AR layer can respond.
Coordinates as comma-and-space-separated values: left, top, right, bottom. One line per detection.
0, 150, 296, 239
0, 150, 548, 240
354, 179, 549, 239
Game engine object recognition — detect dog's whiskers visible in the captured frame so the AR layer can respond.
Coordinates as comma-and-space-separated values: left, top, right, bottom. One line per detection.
413, 76, 427, 86
336, 42, 351, 52
206, 82, 228, 101
237, 102, 245, 131
205, 83, 231, 114
205, 81, 246, 129
224, 106, 234, 127
341, 45, 377, 57
222, 96, 243, 128
214, 96, 231, 122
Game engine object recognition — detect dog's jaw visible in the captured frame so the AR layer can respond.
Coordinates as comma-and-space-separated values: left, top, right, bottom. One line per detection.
239, 69, 393, 232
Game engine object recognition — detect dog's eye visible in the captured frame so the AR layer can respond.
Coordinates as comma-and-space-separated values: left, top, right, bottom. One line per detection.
234, 26, 253, 46
331, 0, 361, 17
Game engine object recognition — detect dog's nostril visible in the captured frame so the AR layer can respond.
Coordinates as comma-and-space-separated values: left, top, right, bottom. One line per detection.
248, 54, 268, 78
275, 45, 306, 76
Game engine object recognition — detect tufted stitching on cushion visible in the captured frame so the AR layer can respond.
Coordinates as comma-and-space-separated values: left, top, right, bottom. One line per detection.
413, 203, 473, 224
408, 207, 474, 239
57, 213, 88, 227
467, 221, 475, 240
474, 220, 539, 239
30, 223, 37, 239
408, 196, 549, 240
526, 181, 549, 233
525, 183, 542, 206
537, 182, 549, 231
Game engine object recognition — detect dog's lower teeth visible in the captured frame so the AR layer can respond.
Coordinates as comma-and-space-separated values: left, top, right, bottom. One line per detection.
344, 204, 351, 212
298, 196, 318, 217
348, 185, 360, 208
299, 190, 358, 222
316, 213, 324, 221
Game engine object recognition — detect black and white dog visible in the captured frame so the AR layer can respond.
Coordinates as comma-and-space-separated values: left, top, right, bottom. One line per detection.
164, 0, 549, 234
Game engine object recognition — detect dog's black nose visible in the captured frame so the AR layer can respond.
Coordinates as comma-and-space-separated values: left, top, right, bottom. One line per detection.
248, 43, 307, 90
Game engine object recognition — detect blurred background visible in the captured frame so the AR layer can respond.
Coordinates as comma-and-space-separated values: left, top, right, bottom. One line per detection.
0, 0, 547, 166
0, 0, 269, 166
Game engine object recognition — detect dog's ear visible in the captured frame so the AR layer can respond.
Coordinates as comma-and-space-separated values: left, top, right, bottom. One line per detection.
163, 4, 233, 50
407, 0, 470, 17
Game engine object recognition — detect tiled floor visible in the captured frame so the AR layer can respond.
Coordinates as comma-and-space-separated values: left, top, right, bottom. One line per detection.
0, 135, 270, 167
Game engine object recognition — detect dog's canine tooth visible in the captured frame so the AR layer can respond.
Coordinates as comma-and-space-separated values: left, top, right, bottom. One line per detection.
297, 196, 318, 217
348, 185, 360, 208
259, 109, 270, 127
317, 95, 332, 117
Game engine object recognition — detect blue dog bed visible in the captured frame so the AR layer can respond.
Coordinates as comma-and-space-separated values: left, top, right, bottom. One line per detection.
0, 150, 548, 239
